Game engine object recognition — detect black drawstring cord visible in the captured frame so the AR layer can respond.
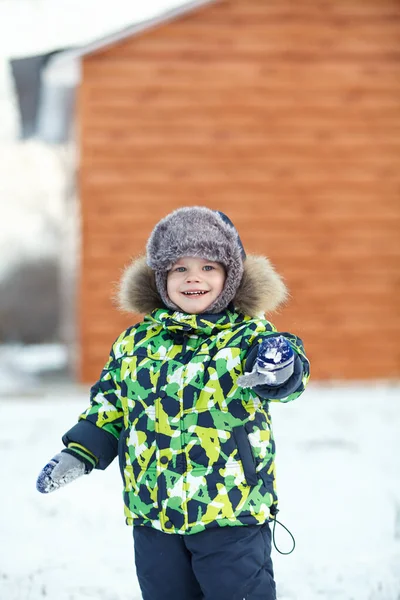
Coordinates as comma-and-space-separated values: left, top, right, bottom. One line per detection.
272, 517, 296, 555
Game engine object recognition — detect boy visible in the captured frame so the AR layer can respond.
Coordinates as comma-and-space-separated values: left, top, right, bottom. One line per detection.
37, 206, 310, 600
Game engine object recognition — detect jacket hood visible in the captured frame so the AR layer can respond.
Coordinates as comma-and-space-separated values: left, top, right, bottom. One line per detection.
118, 254, 288, 318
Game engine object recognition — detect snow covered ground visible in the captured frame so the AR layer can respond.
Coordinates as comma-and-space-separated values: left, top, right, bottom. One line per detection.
1, 372, 399, 600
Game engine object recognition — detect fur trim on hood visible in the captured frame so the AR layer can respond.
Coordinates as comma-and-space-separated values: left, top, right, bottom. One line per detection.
118, 254, 288, 318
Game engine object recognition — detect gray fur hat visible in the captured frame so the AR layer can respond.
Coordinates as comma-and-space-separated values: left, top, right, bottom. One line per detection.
146, 206, 246, 313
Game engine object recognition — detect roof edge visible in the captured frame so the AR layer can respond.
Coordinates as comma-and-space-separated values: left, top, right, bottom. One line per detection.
48, 0, 218, 68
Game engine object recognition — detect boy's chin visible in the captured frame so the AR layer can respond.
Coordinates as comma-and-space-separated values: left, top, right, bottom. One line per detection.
177, 306, 212, 315
175, 298, 214, 314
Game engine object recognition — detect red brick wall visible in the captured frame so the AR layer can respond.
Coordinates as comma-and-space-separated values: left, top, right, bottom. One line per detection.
78, 0, 400, 382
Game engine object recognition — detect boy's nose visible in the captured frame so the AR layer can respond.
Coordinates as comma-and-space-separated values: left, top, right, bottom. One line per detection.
186, 271, 201, 282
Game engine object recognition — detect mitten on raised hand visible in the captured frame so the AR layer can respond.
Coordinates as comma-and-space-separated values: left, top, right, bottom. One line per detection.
238, 335, 295, 389
36, 451, 89, 494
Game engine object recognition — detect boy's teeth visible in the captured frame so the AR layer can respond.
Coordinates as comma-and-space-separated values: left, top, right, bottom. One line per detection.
183, 291, 207, 295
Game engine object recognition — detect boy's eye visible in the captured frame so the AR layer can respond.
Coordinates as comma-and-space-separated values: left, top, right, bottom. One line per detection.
203, 265, 214, 271
174, 266, 186, 272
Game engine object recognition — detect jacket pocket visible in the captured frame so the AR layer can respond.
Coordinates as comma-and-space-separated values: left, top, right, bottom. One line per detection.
232, 426, 258, 486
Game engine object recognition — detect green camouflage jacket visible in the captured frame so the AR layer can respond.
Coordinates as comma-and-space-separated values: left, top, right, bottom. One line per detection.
63, 306, 309, 535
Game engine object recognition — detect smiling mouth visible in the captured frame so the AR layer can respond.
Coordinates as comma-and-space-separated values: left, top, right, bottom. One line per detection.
181, 291, 209, 296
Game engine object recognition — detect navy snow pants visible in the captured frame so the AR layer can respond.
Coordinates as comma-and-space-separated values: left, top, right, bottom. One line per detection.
133, 523, 276, 600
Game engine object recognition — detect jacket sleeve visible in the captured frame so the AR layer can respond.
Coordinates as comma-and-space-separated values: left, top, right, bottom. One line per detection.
243, 331, 310, 402
62, 344, 124, 470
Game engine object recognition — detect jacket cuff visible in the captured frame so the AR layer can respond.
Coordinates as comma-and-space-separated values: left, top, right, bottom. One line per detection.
62, 446, 96, 474
62, 420, 118, 470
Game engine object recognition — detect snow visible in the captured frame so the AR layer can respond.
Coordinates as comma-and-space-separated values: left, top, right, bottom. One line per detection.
0, 369, 399, 599
0, 344, 68, 392
3, 343, 68, 374
0, 0, 185, 58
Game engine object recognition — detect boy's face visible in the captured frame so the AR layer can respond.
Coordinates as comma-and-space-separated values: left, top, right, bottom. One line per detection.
167, 256, 226, 314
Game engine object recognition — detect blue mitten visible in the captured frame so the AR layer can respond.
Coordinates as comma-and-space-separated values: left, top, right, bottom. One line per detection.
36, 452, 86, 494
238, 335, 295, 389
